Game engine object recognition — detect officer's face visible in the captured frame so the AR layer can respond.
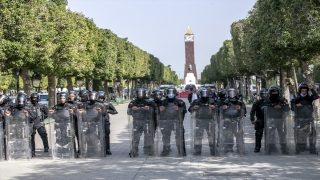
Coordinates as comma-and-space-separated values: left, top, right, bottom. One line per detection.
32, 98, 37, 102
0, 100, 3, 105
69, 94, 75, 101
60, 97, 66, 103
301, 89, 307, 95
99, 98, 104, 102
271, 91, 278, 95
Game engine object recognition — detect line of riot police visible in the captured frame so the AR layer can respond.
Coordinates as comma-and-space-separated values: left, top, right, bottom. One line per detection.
0, 90, 117, 161
127, 87, 247, 157
250, 83, 319, 155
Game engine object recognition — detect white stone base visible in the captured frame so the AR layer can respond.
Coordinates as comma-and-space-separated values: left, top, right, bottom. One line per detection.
185, 73, 196, 84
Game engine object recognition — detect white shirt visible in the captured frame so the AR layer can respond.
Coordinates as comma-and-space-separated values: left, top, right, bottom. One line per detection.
192, 93, 198, 103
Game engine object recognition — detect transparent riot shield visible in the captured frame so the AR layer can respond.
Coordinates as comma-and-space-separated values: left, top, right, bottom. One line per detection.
191, 106, 218, 156
218, 105, 245, 156
77, 108, 105, 158
0, 121, 4, 161
156, 106, 184, 157
128, 107, 155, 157
293, 104, 320, 155
314, 105, 320, 155
5, 113, 32, 160
264, 106, 292, 155
48, 109, 75, 159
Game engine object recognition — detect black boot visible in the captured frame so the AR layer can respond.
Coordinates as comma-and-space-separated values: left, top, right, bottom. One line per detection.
310, 144, 316, 154
161, 145, 170, 156
210, 145, 216, 156
254, 136, 261, 153
281, 144, 289, 155
106, 149, 112, 155
193, 145, 201, 155
129, 147, 139, 157
44, 147, 49, 153
295, 145, 300, 154
32, 151, 36, 157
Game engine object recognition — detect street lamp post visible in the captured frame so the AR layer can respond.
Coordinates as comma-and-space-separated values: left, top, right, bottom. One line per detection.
16, 69, 20, 94
76, 77, 84, 91
31, 73, 42, 93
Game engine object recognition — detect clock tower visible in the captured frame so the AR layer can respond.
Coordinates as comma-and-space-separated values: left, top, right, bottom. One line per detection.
184, 26, 197, 84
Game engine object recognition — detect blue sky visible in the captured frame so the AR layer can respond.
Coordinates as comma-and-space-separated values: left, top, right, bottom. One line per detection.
67, 0, 256, 79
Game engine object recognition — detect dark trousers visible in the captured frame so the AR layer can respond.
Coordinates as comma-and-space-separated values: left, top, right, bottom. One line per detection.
254, 119, 264, 149
31, 126, 49, 152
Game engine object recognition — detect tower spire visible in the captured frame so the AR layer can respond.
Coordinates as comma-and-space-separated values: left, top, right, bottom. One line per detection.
186, 26, 193, 34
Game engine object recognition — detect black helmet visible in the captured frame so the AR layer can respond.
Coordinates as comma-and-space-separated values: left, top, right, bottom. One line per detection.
298, 83, 309, 93
79, 90, 89, 102
227, 88, 237, 99
218, 89, 227, 99
68, 90, 77, 100
165, 87, 177, 99
89, 91, 98, 102
268, 84, 280, 100
58, 92, 68, 104
145, 89, 150, 99
16, 96, 27, 108
199, 88, 209, 98
98, 91, 106, 99
0, 94, 10, 105
135, 88, 146, 100
260, 88, 268, 99
30, 93, 39, 103
17, 92, 27, 97
152, 90, 162, 101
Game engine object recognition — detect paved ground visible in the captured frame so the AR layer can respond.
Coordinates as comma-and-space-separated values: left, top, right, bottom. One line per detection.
1, 98, 320, 180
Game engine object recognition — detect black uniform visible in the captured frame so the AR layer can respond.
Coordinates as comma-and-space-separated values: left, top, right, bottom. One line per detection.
160, 98, 187, 156
189, 98, 218, 155
291, 88, 318, 154
263, 97, 289, 154
250, 99, 265, 152
127, 98, 155, 156
51, 102, 75, 154
221, 98, 246, 152
29, 102, 49, 155
0, 101, 10, 160
101, 101, 118, 155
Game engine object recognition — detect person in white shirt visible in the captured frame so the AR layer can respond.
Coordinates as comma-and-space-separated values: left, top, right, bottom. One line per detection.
188, 88, 199, 103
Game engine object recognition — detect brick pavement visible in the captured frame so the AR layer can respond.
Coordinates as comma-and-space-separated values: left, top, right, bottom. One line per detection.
1, 98, 320, 180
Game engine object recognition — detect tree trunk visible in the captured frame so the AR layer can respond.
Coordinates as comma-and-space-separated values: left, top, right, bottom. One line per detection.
20, 68, 31, 96
66, 76, 73, 91
92, 79, 100, 91
299, 59, 314, 84
48, 75, 56, 108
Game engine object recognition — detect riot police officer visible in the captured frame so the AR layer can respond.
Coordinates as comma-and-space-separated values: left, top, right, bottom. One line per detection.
159, 87, 187, 156
221, 88, 246, 153
127, 88, 155, 157
250, 88, 267, 153
29, 93, 49, 157
189, 88, 218, 155
217, 89, 227, 107
263, 85, 290, 154
152, 90, 162, 133
67, 90, 81, 155
291, 83, 318, 154
0, 94, 11, 160
51, 92, 75, 157
97, 91, 118, 155
8, 95, 33, 158
78, 90, 89, 109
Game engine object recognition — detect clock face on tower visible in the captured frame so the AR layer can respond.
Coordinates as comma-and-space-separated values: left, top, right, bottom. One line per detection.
185, 35, 194, 42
